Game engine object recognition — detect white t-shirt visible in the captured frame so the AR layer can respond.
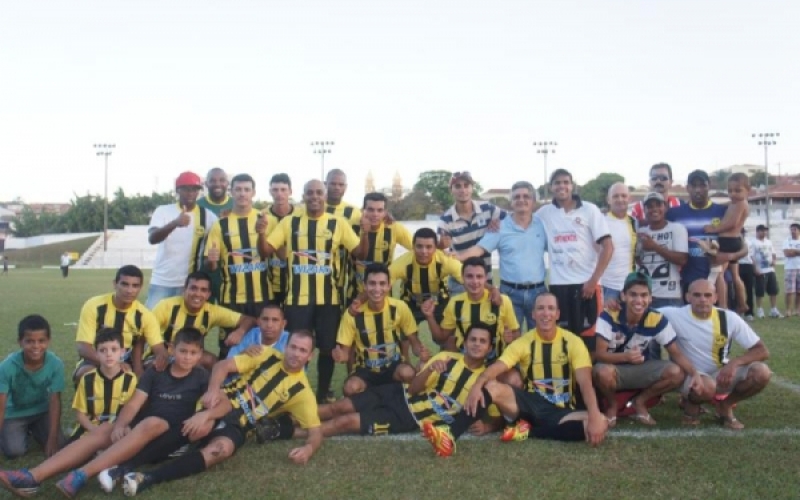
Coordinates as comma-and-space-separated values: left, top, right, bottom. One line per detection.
750, 237, 775, 273
660, 305, 761, 374
60, 254, 70, 267
602, 213, 636, 291
536, 198, 610, 285
782, 237, 800, 270
149, 204, 217, 287
636, 221, 688, 300
738, 238, 754, 265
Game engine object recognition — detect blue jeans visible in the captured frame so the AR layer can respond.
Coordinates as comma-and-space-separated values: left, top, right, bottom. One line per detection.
601, 286, 621, 304
447, 277, 465, 296
146, 284, 184, 309
500, 283, 547, 332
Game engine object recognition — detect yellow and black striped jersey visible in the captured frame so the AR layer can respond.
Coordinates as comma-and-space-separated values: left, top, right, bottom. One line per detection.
76, 294, 162, 356
389, 251, 462, 307
441, 291, 519, 359
71, 368, 137, 436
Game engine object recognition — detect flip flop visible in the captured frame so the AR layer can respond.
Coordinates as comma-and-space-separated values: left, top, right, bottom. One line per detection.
630, 413, 657, 426
606, 416, 617, 429
718, 414, 745, 431
682, 411, 701, 426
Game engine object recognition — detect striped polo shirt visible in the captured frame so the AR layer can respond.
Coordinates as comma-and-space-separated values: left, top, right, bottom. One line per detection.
437, 200, 506, 269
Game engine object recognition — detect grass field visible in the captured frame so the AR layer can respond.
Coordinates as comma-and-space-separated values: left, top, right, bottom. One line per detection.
0, 268, 799, 499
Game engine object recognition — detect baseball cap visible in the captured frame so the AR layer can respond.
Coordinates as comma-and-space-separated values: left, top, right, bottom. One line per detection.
450, 171, 474, 187
623, 271, 652, 293
687, 169, 710, 185
756, 224, 768, 231
175, 171, 203, 188
643, 192, 665, 205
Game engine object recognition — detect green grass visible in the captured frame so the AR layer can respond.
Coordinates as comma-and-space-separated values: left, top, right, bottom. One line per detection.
2, 236, 98, 268
0, 268, 799, 499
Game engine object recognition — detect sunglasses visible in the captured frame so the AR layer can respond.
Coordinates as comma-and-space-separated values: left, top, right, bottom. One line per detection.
650, 175, 669, 182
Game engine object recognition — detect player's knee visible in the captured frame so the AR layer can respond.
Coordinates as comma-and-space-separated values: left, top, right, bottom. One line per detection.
498, 369, 523, 389
593, 365, 617, 391
749, 363, 772, 387
394, 364, 416, 383
201, 438, 233, 463
662, 363, 684, 387
342, 377, 366, 397
137, 417, 169, 435
1, 440, 27, 459
484, 380, 509, 401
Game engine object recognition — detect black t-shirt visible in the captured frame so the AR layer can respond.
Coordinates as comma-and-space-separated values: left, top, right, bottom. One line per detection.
136, 365, 209, 424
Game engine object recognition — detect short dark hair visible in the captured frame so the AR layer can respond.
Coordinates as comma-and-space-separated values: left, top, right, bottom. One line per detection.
549, 168, 573, 185
288, 329, 315, 349
270, 173, 291, 188
413, 227, 438, 245
650, 163, 673, 180
184, 271, 211, 288
115, 265, 143, 283
173, 327, 204, 348
94, 328, 123, 349
462, 257, 487, 275
18, 314, 51, 341
363, 192, 387, 208
257, 303, 285, 318
231, 173, 255, 190
791, 223, 800, 231
465, 321, 493, 341
728, 172, 751, 188
363, 262, 390, 283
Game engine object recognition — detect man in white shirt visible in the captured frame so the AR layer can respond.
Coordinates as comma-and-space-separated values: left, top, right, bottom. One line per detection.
752, 224, 782, 318
782, 223, 800, 317
146, 171, 217, 309
601, 183, 636, 308
660, 279, 771, 430
536, 169, 613, 349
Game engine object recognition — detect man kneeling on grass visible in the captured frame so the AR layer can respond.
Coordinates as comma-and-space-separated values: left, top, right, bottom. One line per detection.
460, 293, 608, 447
593, 272, 701, 427
0, 328, 210, 498
289, 323, 501, 457
121, 330, 322, 496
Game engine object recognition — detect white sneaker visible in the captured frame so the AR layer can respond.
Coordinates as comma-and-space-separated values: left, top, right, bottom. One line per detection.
745, 315, 754, 321
756, 308, 765, 319
770, 308, 784, 318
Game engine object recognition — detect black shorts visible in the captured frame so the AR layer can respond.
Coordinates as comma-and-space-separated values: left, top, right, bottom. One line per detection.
549, 283, 600, 352
284, 304, 341, 352
513, 388, 585, 441
351, 383, 417, 435
718, 236, 743, 258
218, 302, 266, 358
349, 362, 405, 388
202, 419, 247, 453
409, 299, 447, 329
755, 272, 779, 297
271, 291, 287, 308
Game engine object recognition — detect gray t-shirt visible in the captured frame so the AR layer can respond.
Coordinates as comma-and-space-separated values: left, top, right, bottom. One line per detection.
637, 221, 688, 300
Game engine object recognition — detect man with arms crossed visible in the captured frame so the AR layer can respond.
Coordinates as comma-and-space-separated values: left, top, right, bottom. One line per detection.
660, 279, 771, 429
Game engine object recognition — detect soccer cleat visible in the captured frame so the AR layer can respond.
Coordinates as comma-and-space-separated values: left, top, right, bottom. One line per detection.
254, 417, 282, 443
421, 421, 456, 457
756, 308, 765, 319
122, 472, 152, 497
55, 469, 87, 499
98, 466, 127, 493
500, 419, 532, 442
0, 468, 41, 498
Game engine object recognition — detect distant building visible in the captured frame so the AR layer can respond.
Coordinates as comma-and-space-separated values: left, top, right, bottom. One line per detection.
480, 188, 511, 201
365, 171, 410, 201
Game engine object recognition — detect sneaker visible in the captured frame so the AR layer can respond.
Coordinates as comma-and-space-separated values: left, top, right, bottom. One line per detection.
55, 469, 87, 499
254, 417, 282, 443
325, 389, 337, 404
168, 444, 190, 458
770, 309, 784, 318
0, 468, 41, 497
98, 466, 126, 493
421, 421, 456, 457
756, 308, 765, 319
745, 314, 754, 321
500, 419, 532, 442
122, 472, 152, 497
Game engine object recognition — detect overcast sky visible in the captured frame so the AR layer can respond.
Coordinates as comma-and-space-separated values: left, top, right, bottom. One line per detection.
1, 0, 798, 204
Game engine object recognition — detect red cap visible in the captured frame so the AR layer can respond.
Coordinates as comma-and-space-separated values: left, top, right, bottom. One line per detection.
175, 171, 203, 188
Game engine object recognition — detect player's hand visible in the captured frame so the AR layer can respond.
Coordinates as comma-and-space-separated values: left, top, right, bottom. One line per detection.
420, 298, 436, 318
417, 345, 431, 363
154, 351, 170, 372
502, 329, 519, 345
687, 373, 703, 395
582, 280, 597, 300
703, 224, 717, 234
182, 412, 210, 437
332, 345, 349, 363
604, 297, 621, 312
638, 233, 658, 252
383, 212, 395, 226
110, 425, 130, 443
255, 211, 268, 234
626, 346, 645, 365
288, 444, 314, 465
243, 344, 264, 357
224, 329, 245, 347
208, 242, 220, 263
175, 206, 191, 227
585, 411, 608, 447
428, 358, 449, 373
487, 218, 501, 233
715, 364, 737, 391
202, 388, 224, 409
465, 384, 486, 417
488, 287, 503, 306
359, 214, 373, 234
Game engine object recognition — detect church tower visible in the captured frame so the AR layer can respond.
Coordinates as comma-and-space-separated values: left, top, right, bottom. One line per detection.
391, 171, 403, 201
365, 170, 375, 193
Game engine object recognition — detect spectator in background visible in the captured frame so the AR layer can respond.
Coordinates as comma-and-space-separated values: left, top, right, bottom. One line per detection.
737, 229, 756, 321
751, 224, 782, 318
630, 163, 682, 224
60, 252, 71, 278
782, 223, 800, 317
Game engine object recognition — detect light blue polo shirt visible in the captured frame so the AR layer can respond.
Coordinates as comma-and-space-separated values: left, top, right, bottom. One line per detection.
476, 216, 547, 284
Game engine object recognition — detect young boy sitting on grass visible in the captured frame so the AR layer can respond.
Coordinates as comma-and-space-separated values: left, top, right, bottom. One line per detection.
69, 328, 138, 441
0, 328, 211, 499
0, 315, 66, 459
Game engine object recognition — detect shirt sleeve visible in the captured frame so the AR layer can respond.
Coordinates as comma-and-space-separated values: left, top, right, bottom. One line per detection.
594, 314, 614, 342
443, 255, 463, 283
436, 216, 450, 237
76, 300, 98, 344
204, 210, 218, 236
654, 320, 677, 347
673, 223, 689, 253
440, 301, 457, 330
135, 368, 156, 396
589, 204, 611, 243
395, 223, 414, 250
286, 388, 321, 429
0, 361, 11, 394
497, 335, 529, 369
148, 205, 169, 231
232, 348, 271, 375
476, 229, 501, 253
211, 305, 242, 329
500, 296, 520, 331
397, 302, 418, 336
47, 355, 65, 393
389, 258, 406, 284
336, 312, 357, 347
72, 377, 88, 413
727, 312, 761, 350
339, 221, 362, 253
265, 217, 289, 251
139, 310, 164, 347
567, 335, 592, 370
